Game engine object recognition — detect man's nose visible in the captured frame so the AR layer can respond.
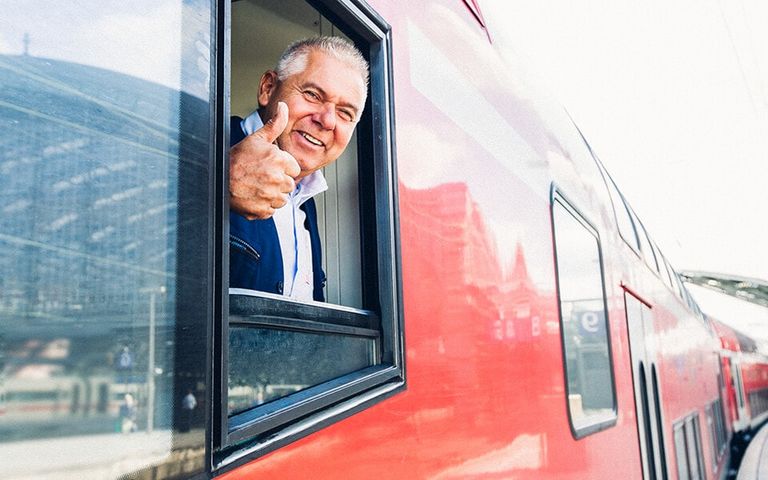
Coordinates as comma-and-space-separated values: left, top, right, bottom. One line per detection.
312, 102, 336, 130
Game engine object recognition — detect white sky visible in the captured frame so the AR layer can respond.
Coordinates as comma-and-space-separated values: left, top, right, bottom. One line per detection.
0, 1, 183, 91
483, 0, 768, 335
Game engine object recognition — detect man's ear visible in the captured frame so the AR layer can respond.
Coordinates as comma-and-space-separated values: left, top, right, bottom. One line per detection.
258, 71, 279, 107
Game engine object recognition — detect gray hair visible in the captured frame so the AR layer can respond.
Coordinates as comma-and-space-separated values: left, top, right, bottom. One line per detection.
276, 36, 369, 89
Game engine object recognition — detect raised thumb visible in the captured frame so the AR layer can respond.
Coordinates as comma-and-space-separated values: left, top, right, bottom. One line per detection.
255, 101, 288, 144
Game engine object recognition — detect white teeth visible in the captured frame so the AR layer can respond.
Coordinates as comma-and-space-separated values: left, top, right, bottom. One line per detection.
300, 132, 323, 146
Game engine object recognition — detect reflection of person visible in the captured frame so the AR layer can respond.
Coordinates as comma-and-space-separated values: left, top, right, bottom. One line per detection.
228, 37, 369, 301
180, 390, 197, 432
120, 393, 137, 433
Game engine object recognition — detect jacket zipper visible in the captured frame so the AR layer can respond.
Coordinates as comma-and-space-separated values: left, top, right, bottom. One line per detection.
229, 234, 261, 262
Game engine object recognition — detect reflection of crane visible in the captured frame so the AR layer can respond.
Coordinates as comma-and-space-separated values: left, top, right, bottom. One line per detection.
681, 271, 768, 307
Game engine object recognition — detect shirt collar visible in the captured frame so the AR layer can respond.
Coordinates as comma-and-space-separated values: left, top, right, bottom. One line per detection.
240, 109, 327, 205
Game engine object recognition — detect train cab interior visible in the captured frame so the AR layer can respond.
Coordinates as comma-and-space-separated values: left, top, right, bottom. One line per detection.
231, 0, 363, 307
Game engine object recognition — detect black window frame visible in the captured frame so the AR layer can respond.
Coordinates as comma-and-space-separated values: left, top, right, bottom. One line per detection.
550, 185, 618, 439
212, 0, 404, 471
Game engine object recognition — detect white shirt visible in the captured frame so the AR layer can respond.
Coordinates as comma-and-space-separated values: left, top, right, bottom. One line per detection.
241, 110, 328, 301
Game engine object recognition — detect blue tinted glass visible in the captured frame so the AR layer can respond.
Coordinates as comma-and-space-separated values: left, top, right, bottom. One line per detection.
0, 1, 211, 478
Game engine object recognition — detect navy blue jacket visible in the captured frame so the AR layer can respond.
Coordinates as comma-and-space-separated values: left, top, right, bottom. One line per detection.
229, 116, 326, 301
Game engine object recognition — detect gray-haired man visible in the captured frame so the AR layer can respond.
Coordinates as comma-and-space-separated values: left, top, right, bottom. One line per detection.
228, 37, 369, 301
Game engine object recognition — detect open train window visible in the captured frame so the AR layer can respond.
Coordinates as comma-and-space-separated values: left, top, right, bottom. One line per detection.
550, 188, 617, 438
216, 0, 403, 468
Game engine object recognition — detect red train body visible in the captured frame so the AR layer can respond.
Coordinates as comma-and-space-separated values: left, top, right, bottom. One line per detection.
219, 1, 768, 479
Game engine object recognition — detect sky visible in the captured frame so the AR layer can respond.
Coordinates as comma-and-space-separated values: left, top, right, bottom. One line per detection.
483, 0, 768, 337
0, 1, 184, 92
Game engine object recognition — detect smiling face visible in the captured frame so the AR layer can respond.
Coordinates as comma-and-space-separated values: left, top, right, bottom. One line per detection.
258, 50, 367, 180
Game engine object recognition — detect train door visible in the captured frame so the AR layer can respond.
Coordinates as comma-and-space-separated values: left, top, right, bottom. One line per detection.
625, 291, 668, 480
731, 359, 748, 428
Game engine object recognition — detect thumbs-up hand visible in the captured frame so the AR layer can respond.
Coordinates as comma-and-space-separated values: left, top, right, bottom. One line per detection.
229, 102, 301, 219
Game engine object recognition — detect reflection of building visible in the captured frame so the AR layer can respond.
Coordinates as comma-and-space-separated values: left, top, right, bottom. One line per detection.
398, 181, 584, 476
1, 53, 178, 328
498, 244, 558, 342
0, 53, 206, 436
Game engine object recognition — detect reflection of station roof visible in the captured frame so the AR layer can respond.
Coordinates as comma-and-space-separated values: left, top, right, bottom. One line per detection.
0, 53, 207, 334
681, 271, 768, 308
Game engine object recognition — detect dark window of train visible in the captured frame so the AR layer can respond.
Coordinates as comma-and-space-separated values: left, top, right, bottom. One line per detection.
216, 0, 403, 467
551, 189, 617, 438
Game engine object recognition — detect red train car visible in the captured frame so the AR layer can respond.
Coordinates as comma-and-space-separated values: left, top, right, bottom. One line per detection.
714, 319, 768, 435
1, 0, 765, 479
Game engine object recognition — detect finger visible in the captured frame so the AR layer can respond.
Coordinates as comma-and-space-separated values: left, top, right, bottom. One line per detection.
253, 101, 288, 144
279, 175, 296, 195
282, 151, 301, 179
271, 193, 290, 209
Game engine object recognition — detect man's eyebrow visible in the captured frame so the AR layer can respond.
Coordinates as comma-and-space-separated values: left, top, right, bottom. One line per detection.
303, 82, 361, 114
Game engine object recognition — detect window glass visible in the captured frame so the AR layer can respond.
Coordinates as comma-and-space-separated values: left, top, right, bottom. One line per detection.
552, 196, 615, 435
675, 424, 691, 480
666, 259, 682, 298
628, 208, 659, 273
602, 171, 640, 251
674, 272, 688, 303
0, 1, 212, 478
660, 254, 676, 291
685, 417, 702, 480
228, 327, 376, 414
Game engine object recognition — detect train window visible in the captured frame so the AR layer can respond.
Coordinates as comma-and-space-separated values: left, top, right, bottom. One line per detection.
551, 189, 617, 438
599, 165, 641, 253
1, 2, 214, 478
706, 399, 728, 467
732, 362, 746, 409
673, 414, 706, 480
673, 272, 688, 304
650, 242, 664, 278
628, 207, 660, 273
217, 0, 403, 466
659, 253, 676, 292
666, 260, 683, 298
674, 423, 691, 480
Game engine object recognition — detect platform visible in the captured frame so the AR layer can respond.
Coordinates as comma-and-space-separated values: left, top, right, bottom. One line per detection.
737, 424, 768, 480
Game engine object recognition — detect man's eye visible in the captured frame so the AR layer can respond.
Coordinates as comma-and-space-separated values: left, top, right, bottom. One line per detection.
338, 110, 354, 122
304, 90, 320, 101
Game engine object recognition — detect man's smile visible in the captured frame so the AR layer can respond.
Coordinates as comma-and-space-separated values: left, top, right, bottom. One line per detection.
298, 131, 325, 147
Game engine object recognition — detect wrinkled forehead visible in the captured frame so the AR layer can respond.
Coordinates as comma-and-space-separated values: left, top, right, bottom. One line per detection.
299, 51, 368, 108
